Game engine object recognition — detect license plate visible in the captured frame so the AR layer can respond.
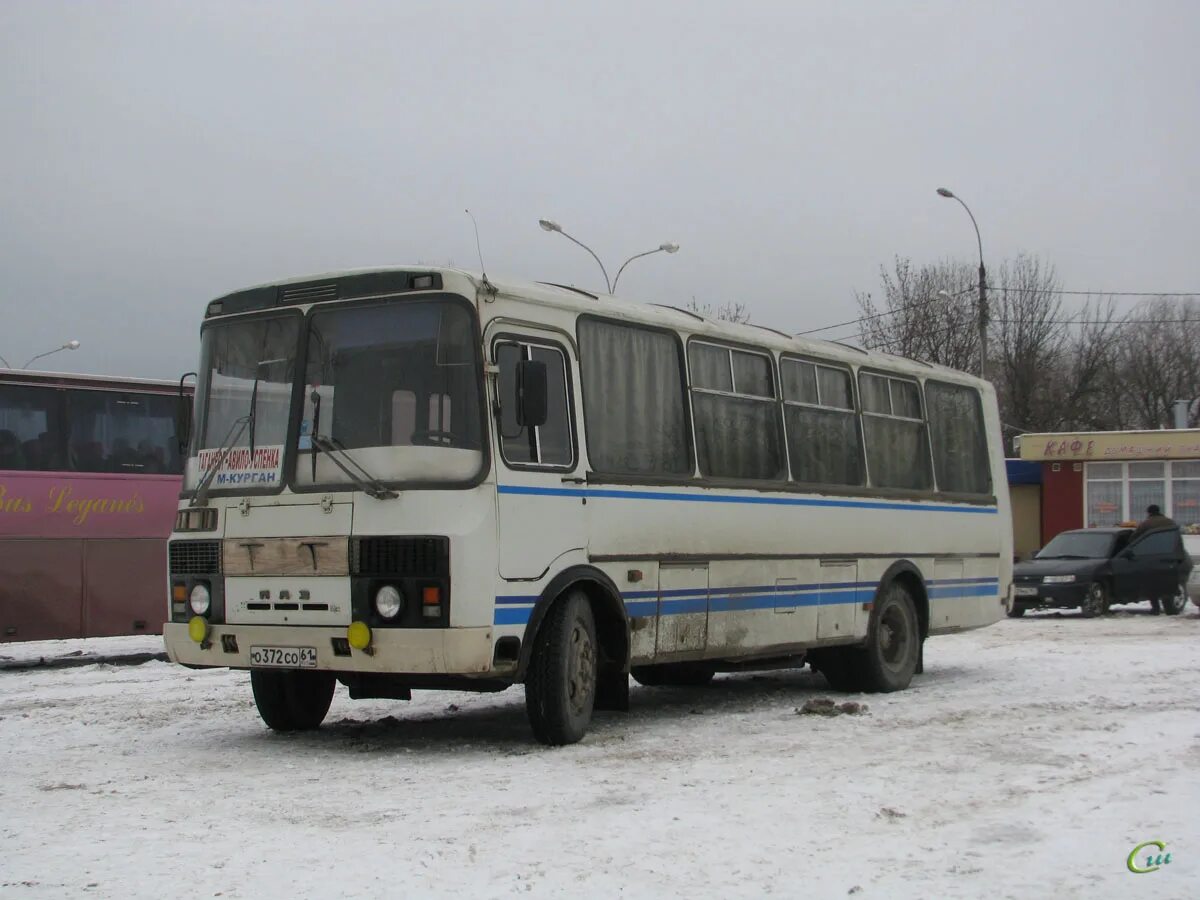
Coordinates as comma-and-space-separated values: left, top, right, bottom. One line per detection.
1014, 586, 1038, 597
249, 646, 318, 668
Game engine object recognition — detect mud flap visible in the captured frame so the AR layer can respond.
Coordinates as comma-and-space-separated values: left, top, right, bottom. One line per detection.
594, 668, 630, 711
915, 638, 924, 675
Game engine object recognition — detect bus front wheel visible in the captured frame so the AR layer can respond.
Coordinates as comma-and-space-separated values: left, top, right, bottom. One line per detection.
525, 590, 597, 745
251, 669, 336, 732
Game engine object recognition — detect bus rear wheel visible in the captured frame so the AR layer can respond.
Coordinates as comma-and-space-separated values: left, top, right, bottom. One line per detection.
250, 669, 336, 732
525, 590, 597, 745
815, 582, 920, 693
630, 662, 716, 687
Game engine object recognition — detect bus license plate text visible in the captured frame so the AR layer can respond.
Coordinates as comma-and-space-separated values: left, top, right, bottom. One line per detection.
249, 646, 318, 668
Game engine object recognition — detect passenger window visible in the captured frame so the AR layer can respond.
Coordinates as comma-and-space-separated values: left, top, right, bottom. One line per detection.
578, 318, 691, 476
688, 341, 786, 481
0, 384, 63, 472
925, 381, 991, 495
495, 340, 574, 468
780, 357, 864, 487
858, 372, 933, 491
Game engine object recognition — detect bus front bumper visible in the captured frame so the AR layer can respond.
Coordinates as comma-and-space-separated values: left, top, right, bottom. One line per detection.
163, 623, 495, 675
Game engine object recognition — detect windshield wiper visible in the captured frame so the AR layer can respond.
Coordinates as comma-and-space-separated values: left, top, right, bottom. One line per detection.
310, 434, 398, 500
190, 414, 251, 507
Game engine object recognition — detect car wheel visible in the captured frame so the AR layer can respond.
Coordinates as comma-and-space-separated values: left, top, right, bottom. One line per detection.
1162, 585, 1187, 616
1007, 605, 1027, 618
1080, 582, 1109, 618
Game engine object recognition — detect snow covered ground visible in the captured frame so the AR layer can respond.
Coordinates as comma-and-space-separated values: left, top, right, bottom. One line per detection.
1, 610, 1198, 900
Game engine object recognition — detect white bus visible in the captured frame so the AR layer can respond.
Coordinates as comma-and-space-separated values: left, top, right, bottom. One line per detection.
164, 267, 1012, 744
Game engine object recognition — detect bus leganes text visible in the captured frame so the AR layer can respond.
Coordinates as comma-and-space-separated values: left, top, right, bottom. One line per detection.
162, 268, 1011, 744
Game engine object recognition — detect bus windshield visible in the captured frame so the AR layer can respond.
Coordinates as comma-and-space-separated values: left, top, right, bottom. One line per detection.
189, 313, 300, 490
294, 299, 483, 489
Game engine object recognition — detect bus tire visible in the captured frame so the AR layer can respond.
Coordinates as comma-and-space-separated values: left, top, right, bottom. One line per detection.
250, 669, 336, 732
525, 589, 597, 745
859, 581, 920, 692
630, 663, 716, 687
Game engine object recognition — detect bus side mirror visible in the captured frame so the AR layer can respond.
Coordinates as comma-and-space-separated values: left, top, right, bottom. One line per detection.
175, 396, 192, 455
516, 359, 548, 428
176, 372, 196, 455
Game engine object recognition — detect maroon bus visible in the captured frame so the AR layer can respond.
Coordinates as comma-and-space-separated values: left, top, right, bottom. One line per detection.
0, 369, 191, 642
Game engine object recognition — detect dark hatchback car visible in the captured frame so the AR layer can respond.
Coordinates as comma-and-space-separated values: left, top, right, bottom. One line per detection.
1011, 527, 1192, 618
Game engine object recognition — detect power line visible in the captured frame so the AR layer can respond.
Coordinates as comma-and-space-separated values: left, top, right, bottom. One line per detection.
799, 287, 1198, 340
795, 287, 974, 336
826, 313, 1200, 354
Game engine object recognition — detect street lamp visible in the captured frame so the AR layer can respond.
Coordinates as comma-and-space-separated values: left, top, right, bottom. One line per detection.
612, 243, 679, 292
539, 219, 612, 293
23, 340, 81, 370
936, 187, 988, 379
538, 219, 679, 295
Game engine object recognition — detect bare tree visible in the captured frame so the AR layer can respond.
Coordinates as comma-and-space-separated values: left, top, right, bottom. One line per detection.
856, 254, 1121, 436
991, 255, 1118, 433
1112, 296, 1200, 428
855, 257, 979, 371
687, 297, 751, 323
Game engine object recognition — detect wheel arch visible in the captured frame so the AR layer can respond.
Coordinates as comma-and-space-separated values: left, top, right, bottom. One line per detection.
874, 560, 930, 640
515, 565, 630, 682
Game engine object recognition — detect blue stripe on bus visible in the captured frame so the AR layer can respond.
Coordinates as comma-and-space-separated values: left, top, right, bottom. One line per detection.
497, 483, 998, 515
492, 577, 1000, 624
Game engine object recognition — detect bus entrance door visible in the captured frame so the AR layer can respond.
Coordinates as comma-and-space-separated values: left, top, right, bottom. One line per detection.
656, 564, 709, 657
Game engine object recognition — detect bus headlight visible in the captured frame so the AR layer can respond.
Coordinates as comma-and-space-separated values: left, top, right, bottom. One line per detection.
189, 583, 212, 615
374, 585, 403, 619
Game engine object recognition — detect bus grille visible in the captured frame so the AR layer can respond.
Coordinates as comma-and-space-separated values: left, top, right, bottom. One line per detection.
169, 540, 222, 574
350, 537, 448, 577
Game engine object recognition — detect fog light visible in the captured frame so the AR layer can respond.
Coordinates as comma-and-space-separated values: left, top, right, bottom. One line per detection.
189, 583, 211, 615
374, 585, 403, 619
187, 616, 210, 644
347, 620, 372, 650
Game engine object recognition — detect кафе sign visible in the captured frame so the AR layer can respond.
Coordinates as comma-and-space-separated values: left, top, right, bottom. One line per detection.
1016, 430, 1200, 462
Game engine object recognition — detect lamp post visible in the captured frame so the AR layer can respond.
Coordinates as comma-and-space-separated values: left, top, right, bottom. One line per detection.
936, 187, 988, 379
538, 219, 679, 295
23, 340, 81, 370
612, 243, 679, 292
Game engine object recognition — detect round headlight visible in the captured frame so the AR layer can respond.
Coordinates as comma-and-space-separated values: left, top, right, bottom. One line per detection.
189, 583, 211, 616
374, 585, 403, 619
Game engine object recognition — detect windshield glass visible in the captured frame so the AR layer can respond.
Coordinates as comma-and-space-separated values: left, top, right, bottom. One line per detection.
294, 299, 482, 488
187, 314, 300, 491
1036, 531, 1116, 560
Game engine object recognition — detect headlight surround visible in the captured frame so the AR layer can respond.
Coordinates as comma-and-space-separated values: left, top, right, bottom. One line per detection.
373, 585, 403, 620
1043, 574, 1077, 584
189, 583, 212, 615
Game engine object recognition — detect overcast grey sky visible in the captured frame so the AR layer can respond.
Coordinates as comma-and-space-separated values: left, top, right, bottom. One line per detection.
2, 1, 1197, 379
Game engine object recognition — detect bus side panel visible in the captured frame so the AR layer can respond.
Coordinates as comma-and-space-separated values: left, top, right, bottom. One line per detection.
0, 539, 84, 642
83, 539, 167, 637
